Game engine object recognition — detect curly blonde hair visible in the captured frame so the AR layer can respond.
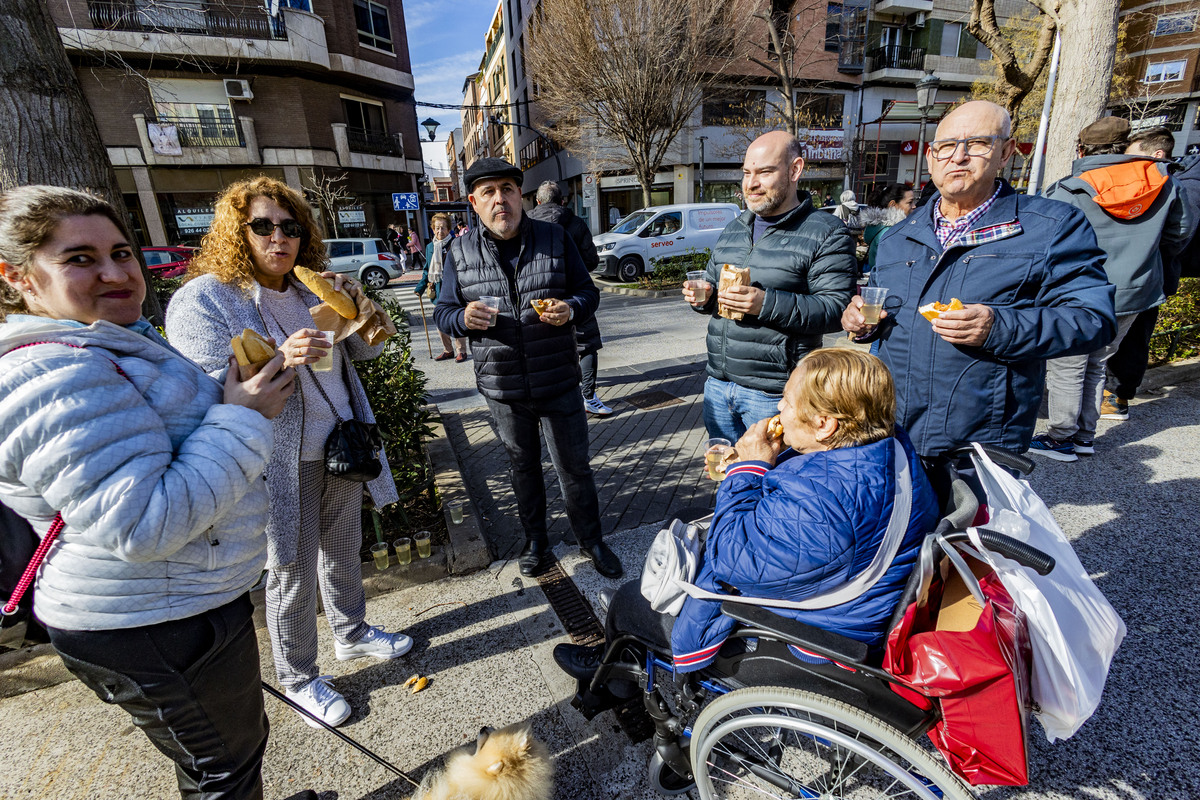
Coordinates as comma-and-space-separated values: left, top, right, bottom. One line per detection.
187, 176, 328, 289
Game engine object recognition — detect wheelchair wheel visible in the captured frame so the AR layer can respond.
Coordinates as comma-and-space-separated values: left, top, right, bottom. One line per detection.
648, 751, 696, 796
690, 687, 974, 800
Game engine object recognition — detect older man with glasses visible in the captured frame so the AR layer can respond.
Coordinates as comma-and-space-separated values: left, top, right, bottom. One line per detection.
842, 100, 1117, 467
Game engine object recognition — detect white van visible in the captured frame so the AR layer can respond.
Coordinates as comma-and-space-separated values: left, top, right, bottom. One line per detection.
592, 202, 740, 281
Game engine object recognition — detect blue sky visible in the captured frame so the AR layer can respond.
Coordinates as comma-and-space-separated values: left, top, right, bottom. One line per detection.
403, 0, 497, 175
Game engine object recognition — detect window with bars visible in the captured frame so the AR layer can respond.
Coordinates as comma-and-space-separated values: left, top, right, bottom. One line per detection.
1155, 11, 1196, 36
354, 0, 392, 52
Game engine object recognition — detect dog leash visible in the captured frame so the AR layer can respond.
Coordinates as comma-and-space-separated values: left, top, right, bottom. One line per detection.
261, 682, 420, 788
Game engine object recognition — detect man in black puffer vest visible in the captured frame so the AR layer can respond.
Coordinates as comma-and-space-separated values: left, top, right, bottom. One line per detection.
684, 131, 857, 442
434, 158, 622, 579
527, 180, 612, 416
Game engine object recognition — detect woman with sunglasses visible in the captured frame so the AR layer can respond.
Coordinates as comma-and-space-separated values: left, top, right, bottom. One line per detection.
0, 185, 296, 798
166, 177, 408, 731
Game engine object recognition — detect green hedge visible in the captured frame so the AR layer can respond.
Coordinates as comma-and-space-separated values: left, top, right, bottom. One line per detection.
1151, 278, 1200, 364
639, 248, 711, 290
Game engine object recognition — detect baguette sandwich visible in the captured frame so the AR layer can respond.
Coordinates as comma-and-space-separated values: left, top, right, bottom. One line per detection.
230, 328, 277, 380
918, 298, 964, 322
293, 265, 357, 320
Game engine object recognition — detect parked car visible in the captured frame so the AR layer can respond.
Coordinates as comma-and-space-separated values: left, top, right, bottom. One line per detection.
322, 238, 404, 290
141, 246, 196, 279
591, 203, 740, 281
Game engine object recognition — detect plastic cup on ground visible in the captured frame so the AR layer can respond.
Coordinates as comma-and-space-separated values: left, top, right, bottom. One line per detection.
704, 437, 733, 482
448, 500, 465, 525
685, 271, 710, 304
393, 538, 412, 566
414, 531, 432, 559
370, 542, 389, 570
311, 331, 336, 372
478, 296, 502, 328
860, 287, 889, 326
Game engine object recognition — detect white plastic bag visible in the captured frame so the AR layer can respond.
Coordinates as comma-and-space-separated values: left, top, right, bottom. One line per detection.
968, 444, 1127, 742
640, 519, 702, 616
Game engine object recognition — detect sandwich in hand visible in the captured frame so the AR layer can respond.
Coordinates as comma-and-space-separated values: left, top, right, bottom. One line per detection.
293, 265, 357, 320
766, 415, 784, 440
230, 328, 277, 380
918, 298, 964, 322
530, 298, 552, 314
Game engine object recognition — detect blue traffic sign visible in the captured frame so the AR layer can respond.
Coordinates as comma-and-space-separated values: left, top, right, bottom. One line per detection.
392, 192, 419, 211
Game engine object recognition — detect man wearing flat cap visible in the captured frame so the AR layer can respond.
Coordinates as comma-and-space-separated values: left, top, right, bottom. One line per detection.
1033, 116, 1193, 462
433, 157, 622, 579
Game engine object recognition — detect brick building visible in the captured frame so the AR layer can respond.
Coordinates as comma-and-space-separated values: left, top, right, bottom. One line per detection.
52, 0, 424, 245
1117, 0, 1200, 155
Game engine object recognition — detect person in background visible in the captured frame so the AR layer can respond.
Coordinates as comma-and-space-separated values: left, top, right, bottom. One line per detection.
407, 224, 425, 271
167, 176, 410, 731
416, 212, 468, 362
384, 223, 401, 256
842, 100, 1116, 464
684, 131, 856, 443
434, 158, 622, 580
527, 180, 613, 416
396, 225, 411, 270
860, 184, 916, 274
1035, 117, 1192, 460
831, 189, 861, 230
0, 185, 295, 798
1101, 127, 1196, 422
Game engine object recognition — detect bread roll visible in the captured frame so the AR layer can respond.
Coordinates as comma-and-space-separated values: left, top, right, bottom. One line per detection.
767, 415, 784, 439
231, 329, 277, 380
918, 297, 965, 322
293, 265, 357, 319
530, 298, 551, 314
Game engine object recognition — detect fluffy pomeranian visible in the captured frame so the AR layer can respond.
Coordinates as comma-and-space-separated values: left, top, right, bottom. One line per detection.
408, 723, 553, 800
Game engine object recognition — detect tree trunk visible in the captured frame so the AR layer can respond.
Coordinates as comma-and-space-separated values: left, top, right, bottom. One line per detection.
0, 0, 164, 324
1042, 0, 1119, 186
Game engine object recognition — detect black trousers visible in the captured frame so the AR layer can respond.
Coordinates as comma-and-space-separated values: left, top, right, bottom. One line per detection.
579, 348, 599, 398
485, 390, 603, 546
47, 594, 268, 800
606, 580, 675, 652
1106, 305, 1160, 400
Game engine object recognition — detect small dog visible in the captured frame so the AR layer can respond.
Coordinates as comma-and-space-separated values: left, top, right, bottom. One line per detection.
408, 723, 553, 800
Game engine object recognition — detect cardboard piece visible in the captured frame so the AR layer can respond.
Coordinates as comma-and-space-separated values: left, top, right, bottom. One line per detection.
309, 281, 398, 347
717, 264, 749, 320
936, 557, 992, 633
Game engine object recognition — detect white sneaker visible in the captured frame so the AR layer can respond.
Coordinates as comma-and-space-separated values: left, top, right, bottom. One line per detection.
584, 393, 613, 416
286, 676, 351, 729
334, 625, 413, 661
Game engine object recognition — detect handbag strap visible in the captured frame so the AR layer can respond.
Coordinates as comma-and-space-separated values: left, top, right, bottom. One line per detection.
303, 364, 347, 425
0, 341, 129, 615
678, 438, 914, 612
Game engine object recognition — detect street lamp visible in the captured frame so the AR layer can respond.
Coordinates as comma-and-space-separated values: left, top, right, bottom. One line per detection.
698, 135, 708, 202
913, 70, 941, 188
421, 117, 440, 142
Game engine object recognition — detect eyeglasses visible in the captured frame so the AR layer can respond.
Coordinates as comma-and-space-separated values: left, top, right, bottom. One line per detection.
244, 218, 303, 238
928, 136, 1006, 160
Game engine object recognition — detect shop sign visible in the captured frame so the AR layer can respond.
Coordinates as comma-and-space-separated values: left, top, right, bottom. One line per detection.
801, 130, 844, 162
582, 173, 597, 207
338, 207, 366, 224
174, 208, 214, 235
599, 172, 673, 189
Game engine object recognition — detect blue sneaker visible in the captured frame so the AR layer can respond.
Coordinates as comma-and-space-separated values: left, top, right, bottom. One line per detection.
1072, 435, 1094, 455
1027, 434, 1079, 462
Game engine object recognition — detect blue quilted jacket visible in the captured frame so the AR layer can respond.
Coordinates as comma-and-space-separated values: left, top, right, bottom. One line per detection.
670, 427, 938, 672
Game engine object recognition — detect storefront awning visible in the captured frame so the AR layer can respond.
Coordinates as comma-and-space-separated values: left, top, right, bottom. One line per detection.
866, 100, 956, 124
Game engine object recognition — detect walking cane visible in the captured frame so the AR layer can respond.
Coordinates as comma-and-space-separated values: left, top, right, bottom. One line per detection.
416, 294, 434, 359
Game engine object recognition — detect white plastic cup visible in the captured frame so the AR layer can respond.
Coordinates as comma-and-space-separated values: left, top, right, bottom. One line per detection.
685, 270, 710, 303
478, 296, 502, 328
860, 287, 889, 326
311, 331, 336, 372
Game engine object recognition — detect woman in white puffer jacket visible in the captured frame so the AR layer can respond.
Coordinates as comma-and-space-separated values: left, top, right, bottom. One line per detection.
0, 186, 295, 800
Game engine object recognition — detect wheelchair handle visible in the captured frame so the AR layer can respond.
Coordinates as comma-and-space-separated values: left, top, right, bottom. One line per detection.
946, 444, 1035, 476
943, 530, 1055, 575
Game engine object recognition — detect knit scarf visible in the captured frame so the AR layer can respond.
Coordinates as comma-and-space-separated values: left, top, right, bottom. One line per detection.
427, 235, 450, 284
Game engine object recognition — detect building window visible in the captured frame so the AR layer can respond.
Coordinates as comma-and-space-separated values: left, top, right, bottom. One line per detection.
343, 97, 386, 133
825, 3, 842, 52
1155, 11, 1196, 36
862, 151, 889, 176
354, 0, 393, 52
702, 89, 766, 126
1144, 60, 1187, 84
280, 0, 311, 10
797, 93, 845, 128
940, 22, 961, 58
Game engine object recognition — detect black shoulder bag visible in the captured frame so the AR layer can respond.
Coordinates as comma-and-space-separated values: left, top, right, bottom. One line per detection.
305, 358, 383, 483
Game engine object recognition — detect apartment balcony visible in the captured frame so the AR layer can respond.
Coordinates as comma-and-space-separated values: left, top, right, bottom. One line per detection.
129, 113, 260, 167
156, 115, 246, 148
346, 127, 404, 158
864, 45, 928, 82
86, 0, 285, 40
838, 41, 865, 74
331, 124, 422, 174
873, 0, 933, 15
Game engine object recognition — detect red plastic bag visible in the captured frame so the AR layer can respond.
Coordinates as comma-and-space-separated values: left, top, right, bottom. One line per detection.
884, 539, 1032, 786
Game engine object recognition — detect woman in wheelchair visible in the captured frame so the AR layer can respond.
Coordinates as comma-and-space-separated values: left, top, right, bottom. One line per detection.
555, 348, 938, 680
553, 348, 973, 798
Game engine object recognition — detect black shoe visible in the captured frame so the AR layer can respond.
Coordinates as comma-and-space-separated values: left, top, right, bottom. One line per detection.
581, 541, 624, 579
553, 643, 604, 681
518, 538, 550, 577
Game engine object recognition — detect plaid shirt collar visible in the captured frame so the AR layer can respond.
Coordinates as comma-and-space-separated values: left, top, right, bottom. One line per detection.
933, 181, 1003, 249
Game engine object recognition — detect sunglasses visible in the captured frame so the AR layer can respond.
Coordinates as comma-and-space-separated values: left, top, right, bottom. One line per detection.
244, 218, 304, 238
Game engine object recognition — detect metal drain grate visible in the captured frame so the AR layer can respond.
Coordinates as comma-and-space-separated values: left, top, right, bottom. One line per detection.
623, 390, 683, 410
535, 558, 604, 647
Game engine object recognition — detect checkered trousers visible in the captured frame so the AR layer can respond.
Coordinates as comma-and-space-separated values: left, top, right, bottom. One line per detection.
264, 460, 369, 689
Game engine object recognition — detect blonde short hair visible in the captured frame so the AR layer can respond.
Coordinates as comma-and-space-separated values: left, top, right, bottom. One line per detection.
430, 213, 452, 229
792, 348, 896, 449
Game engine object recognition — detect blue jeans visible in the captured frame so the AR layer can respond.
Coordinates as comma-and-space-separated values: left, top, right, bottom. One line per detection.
703, 376, 783, 443
485, 390, 603, 546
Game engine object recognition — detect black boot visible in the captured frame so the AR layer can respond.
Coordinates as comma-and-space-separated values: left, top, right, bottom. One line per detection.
581, 540, 623, 579
553, 643, 604, 681
518, 538, 550, 577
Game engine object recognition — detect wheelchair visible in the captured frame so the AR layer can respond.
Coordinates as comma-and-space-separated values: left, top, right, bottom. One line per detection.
567, 445, 1055, 799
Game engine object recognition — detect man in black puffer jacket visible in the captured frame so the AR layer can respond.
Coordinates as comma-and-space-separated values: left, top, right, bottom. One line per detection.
528, 180, 612, 416
434, 158, 621, 579
684, 131, 857, 441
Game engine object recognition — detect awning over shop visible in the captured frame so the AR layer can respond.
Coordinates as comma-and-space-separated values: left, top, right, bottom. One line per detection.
866, 100, 956, 125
